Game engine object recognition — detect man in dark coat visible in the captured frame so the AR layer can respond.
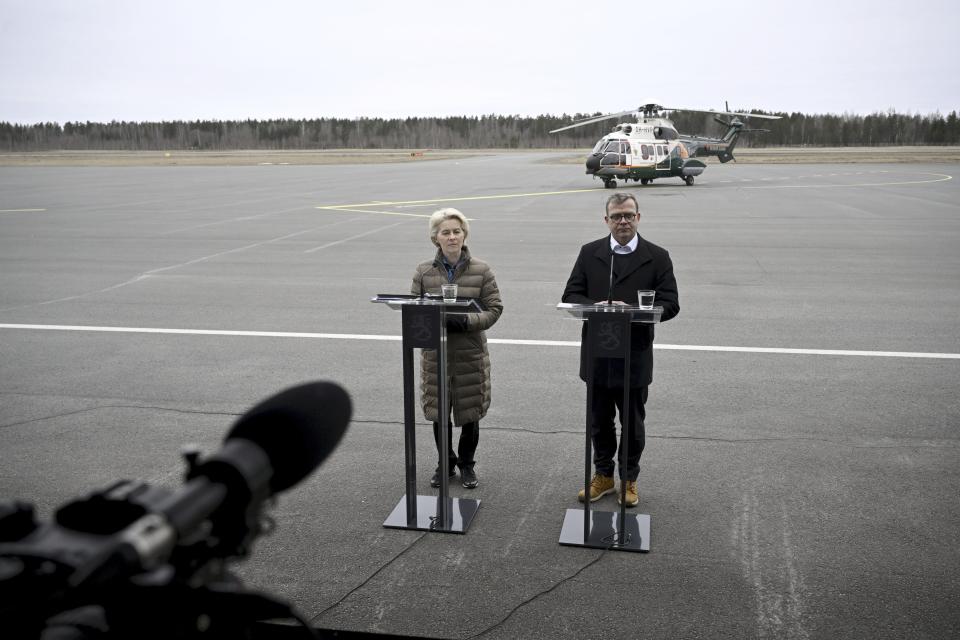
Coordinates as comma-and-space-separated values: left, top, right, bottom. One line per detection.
561, 193, 679, 506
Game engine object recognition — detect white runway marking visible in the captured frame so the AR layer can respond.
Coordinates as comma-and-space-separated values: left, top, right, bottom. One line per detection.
28, 225, 337, 308
303, 221, 406, 253
2, 324, 958, 360
0, 216, 383, 313
316, 205, 434, 219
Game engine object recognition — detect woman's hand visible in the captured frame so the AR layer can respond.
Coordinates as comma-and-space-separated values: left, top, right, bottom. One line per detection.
446, 315, 469, 332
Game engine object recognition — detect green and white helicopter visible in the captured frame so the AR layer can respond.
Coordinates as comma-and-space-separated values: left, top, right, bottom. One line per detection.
551, 102, 781, 187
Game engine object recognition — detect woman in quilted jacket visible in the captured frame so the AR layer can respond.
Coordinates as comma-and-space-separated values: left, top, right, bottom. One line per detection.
410, 208, 503, 489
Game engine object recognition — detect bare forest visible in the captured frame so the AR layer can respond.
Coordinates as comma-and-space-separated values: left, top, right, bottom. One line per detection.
2, 110, 958, 152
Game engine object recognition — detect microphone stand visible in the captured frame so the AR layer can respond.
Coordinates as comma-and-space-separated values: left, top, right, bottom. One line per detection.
607, 249, 615, 304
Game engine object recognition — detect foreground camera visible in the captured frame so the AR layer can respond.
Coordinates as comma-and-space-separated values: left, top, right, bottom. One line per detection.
0, 381, 352, 639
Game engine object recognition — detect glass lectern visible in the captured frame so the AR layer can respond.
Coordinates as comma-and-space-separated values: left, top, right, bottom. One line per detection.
372, 294, 485, 534
556, 302, 662, 553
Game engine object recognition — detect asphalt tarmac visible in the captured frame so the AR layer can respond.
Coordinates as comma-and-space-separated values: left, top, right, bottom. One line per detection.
1, 153, 958, 638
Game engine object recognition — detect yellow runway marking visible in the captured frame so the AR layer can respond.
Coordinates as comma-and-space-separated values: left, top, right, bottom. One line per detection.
316, 187, 598, 211
744, 173, 952, 189
314, 171, 953, 217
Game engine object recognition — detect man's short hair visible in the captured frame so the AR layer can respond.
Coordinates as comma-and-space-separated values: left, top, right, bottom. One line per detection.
605, 192, 639, 215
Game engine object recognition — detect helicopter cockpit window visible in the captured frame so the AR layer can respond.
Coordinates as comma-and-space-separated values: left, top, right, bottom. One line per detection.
660, 128, 679, 140
603, 141, 620, 153
653, 127, 663, 140
592, 139, 606, 153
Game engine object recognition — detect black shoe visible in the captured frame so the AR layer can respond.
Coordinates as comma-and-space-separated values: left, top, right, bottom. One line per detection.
460, 465, 478, 489
430, 466, 457, 488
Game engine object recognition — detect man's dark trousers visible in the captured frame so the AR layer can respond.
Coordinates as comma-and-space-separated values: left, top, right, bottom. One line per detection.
591, 385, 648, 481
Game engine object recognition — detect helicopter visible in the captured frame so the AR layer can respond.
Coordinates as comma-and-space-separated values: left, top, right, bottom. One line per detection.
550, 102, 782, 187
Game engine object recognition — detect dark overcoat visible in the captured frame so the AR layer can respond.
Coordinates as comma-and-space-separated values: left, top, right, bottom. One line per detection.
562, 234, 679, 387
410, 246, 503, 425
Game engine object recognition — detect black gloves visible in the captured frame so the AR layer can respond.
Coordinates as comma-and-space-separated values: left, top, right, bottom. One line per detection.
446, 315, 469, 333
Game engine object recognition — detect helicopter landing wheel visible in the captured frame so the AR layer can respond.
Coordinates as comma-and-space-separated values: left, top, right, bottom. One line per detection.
604, 179, 616, 189
640, 178, 650, 185
683, 175, 695, 186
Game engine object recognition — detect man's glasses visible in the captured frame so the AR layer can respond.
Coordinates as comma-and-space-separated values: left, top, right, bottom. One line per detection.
607, 212, 636, 222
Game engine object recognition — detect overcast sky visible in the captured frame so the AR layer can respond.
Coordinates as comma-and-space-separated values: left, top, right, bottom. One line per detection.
2, 0, 958, 124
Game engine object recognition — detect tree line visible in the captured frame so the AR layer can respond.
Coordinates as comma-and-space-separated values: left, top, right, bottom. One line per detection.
2, 110, 957, 152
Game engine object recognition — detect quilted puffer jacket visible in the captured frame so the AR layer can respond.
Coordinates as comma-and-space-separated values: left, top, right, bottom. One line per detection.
409, 246, 503, 425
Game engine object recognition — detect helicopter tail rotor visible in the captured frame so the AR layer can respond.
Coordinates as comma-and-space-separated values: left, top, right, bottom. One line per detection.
710, 104, 779, 161
713, 115, 742, 128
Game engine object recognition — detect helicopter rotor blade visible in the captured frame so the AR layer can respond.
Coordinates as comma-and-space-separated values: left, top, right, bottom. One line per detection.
549, 103, 781, 135
691, 109, 781, 120
549, 109, 636, 134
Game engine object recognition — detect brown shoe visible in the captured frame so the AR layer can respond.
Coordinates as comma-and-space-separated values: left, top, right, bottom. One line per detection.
577, 473, 615, 503
617, 480, 639, 507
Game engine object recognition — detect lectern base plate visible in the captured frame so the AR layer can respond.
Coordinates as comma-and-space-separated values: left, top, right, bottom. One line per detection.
558, 508, 650, 552
383, 494, 481, 534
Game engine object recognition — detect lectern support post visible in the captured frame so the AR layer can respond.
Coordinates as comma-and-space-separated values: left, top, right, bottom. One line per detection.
557, 303, 660, 553
374, 294, 482, 534
400, 312, 419, 525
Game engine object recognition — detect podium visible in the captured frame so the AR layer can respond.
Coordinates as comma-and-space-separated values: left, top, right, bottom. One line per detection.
556, 302, 662, 553
372, 294, 485, 534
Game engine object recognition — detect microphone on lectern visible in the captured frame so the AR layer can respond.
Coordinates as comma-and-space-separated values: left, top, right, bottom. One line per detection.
607, 249, 616, 304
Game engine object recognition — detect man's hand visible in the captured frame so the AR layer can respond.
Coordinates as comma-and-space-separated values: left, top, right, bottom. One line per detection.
595, 300, 629, 306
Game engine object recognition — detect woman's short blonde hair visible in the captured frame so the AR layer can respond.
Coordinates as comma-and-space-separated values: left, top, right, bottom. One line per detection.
429, 208, 470, 246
